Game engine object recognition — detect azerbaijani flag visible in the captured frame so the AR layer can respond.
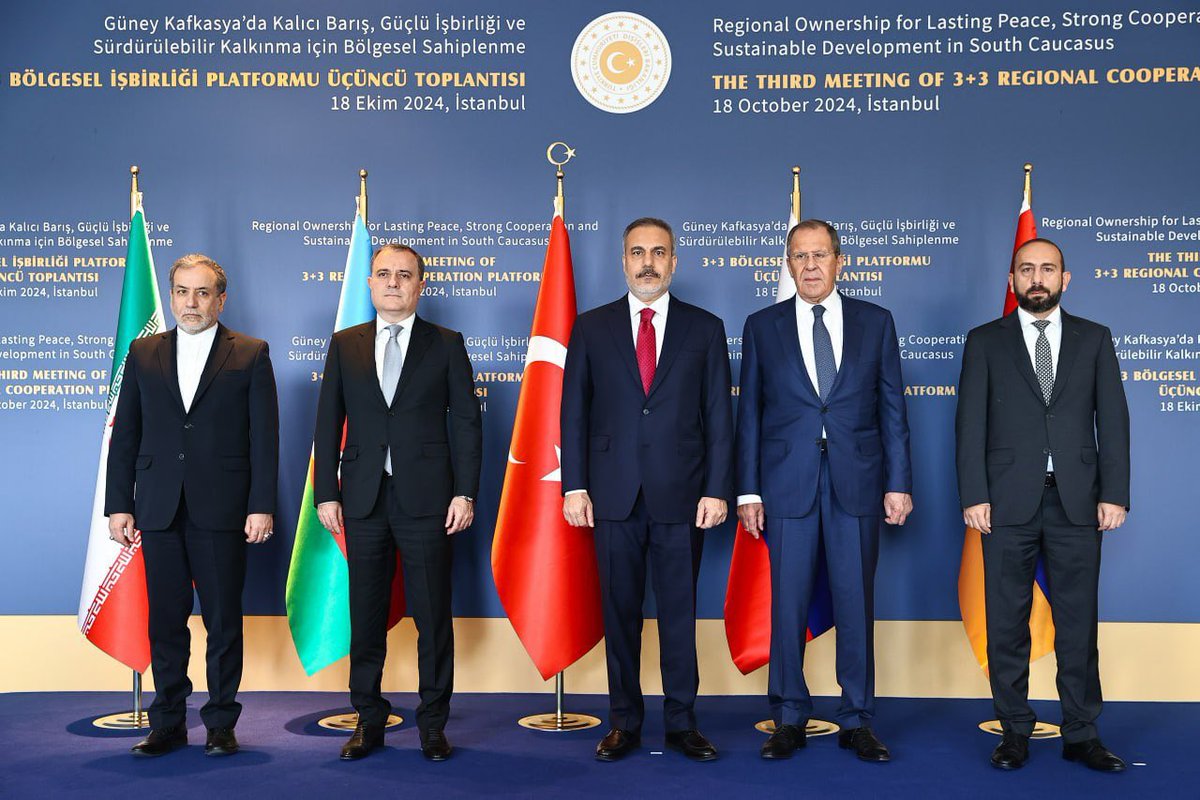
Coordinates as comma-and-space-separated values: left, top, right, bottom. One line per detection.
77, 202, 164, 671
724, 201, 835, 674
957, 166, 1056, 671
286, 210, 404, 674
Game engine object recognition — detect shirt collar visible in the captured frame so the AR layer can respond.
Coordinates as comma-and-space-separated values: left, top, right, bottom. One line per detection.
177, 323, 218, 347
627, 291, 671, 320
795, 289, 842, 317
376, 312, 416, 337
1016, 305, 1061, 330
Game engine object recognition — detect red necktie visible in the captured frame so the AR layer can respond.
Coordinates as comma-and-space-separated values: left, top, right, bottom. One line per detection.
636, 307, 656, 394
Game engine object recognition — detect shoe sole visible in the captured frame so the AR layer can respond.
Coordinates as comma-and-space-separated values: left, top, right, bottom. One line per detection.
991, 759, 1027, 770
1062, 753, 1125, 772
760, 749, 795, 760
131, 741, 186, 757
204, 747, 238, 757
665, 743, 718, 762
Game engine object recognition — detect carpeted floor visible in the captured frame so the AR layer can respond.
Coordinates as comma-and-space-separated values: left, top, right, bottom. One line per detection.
2, 692, 1193, 798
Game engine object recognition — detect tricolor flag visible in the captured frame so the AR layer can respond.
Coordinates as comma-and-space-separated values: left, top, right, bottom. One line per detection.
77, 202, 163, 671
724, 202, 835, 674
491, 208, 603, 680
286, 210, 405, 675
957, 167, 1056, 671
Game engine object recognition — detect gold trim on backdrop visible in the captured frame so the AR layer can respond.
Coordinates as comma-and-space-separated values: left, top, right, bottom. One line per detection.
4, 617, 1198, 701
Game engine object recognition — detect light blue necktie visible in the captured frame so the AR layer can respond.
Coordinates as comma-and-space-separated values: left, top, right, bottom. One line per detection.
812, 304, 836, 402
381, 323, 403, 474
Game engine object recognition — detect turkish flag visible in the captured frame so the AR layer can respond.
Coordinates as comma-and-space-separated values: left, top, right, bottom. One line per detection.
492, 214, 603, 680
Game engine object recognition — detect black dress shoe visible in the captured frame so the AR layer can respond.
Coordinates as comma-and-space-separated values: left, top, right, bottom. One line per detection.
838, 727, 891, 762
340, 723, 384, 760
665, 729, 718, 762
204, 727, 239, 756
421, 729, 452, 761
131, 725, 187, 757
1063, 739, 1126, 772
761, 724, 806, 759
990, 732, 1030, 770
595, 729, 640, 762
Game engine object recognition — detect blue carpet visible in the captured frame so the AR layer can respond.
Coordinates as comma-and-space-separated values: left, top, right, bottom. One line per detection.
2, 693, 1194, 798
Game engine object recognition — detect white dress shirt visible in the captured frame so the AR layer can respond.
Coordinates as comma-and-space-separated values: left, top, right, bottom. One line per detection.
375, 313, 414, 476
374, 313, 414, 387
627, 291, 670, 364
1016, 305, 1062, 471
738, 291, 845, 507
177, 324, 217, 412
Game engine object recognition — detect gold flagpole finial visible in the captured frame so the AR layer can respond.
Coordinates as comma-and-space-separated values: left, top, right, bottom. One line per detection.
790, 165, 801, 220
357, 169, 369, 224
130, 165, 141, 219
547, 142, 575, 218
1023, 162, 1033, 203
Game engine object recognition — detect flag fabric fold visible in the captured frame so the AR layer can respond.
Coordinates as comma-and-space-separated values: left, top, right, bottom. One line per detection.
492, 212, 603, 680
957, 174, 1055, 671
77, 205, 164, 672
723, 207, 835, 675
286, 211, 405, 675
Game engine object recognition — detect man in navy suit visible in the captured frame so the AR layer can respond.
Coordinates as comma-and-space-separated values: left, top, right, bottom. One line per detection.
735, 219, 911, 762
561, 217, 733, 762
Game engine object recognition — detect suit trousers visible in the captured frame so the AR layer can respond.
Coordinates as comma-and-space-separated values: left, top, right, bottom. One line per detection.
345, 476, 454, 732
983, 482, 1103, 743
140, 495, 247, 730
766, 454, 880, 730
594, 492, 703, 734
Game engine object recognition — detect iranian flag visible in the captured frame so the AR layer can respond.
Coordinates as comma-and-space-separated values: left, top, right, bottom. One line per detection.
286, 210, 405, 675
491, 210, 603, 679
77, 203, 164, 671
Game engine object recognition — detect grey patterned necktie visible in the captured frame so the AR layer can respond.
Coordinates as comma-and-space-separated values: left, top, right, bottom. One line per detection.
812, 304, 837, 401
381, 323, 403, 404
1032, 319, 1053, 405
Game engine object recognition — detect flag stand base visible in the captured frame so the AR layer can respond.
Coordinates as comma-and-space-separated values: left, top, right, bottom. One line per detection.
978, 720, 1061, 739
93, 711, 150, 730
518, 712, 602, 732
516, 672, 601, 732
318, 713, 404, 731
93, 670, 150, 730
754, 719, 840, 737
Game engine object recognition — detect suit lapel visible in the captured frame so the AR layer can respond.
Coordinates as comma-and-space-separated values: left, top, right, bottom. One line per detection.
606, 298, 644, 391
156, 330, 186, 414
773, 301, 820, 401
827, 295, 861, 400
391, 316, 434, 407
189, 323, 234, 411
646, 297, 693, 398
1049, 311, 1081, 407
1001, 313, 1045, 402
353, 321, 390, 408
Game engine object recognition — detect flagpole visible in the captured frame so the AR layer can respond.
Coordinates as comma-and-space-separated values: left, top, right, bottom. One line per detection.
791, 165, 801, 221
515, 143, 600, 732
91, 165, 151, 731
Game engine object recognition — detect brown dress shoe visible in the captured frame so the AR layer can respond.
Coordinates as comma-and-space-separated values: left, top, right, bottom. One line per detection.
595, 729, 640, 761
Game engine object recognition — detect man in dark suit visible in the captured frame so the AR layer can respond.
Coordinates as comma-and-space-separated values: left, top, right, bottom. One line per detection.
956, 238, 1129, 772
313, 243, 481, 762
561, 217, 733, 762
735, 219, 911, 762
106, 253, 278, 758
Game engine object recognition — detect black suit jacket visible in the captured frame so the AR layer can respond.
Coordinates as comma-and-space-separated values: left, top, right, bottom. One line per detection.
955, 309, 1130, 527
560, 295, 733, 523
105, 323, 279, 531
313, 317, 482, 519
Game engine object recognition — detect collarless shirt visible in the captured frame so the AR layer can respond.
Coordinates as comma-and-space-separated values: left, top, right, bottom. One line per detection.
627, 291, 670, 365
1017, 305, 1062, 470
177, 324, 217, 412
374, 312, 415, 387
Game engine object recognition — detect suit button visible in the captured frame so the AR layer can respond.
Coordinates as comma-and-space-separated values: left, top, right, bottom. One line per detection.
1046, 414, 1054, 420
183, 423, 193, 429
821, 406, 829, 414
1042, 448, 1050, 455
178, 453, 185, 460
642, 408, 650, 416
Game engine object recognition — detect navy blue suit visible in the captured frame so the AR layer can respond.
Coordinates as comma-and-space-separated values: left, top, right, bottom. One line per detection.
736, 294, 910, 729
561, 295, 733, 733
